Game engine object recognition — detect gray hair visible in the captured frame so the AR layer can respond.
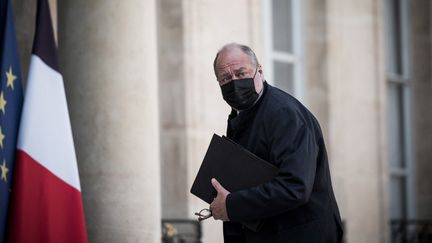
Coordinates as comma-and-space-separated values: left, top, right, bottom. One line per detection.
213, 43, 259, 76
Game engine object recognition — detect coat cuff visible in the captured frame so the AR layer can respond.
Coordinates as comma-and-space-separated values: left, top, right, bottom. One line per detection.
226, 192, 240, 222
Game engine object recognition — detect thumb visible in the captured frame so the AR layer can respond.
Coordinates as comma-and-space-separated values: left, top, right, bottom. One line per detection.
211, 178, 223, 192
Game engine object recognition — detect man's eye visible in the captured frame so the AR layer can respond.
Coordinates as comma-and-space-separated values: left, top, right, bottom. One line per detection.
238, 72, 245, 77
220, 77, 230, 84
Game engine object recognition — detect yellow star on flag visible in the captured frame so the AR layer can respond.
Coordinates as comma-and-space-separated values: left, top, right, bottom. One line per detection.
0, 126, 4, 149
0, 160, 8, 182
0, 91, 7, 114
6, 66, 17, 90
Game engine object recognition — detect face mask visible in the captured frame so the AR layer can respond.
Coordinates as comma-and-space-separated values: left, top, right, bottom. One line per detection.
220, 69, 259, 110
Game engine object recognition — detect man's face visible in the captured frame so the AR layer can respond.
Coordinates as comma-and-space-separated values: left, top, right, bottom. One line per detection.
215, 48, 263, 93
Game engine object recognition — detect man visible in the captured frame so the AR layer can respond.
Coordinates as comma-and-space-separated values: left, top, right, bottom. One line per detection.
209, 43, 343, 243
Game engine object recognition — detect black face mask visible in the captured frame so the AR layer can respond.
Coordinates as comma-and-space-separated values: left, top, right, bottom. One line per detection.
220, 69, 259, 110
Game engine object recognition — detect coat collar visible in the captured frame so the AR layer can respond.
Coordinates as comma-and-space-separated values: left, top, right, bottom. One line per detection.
227, 82, 270, 138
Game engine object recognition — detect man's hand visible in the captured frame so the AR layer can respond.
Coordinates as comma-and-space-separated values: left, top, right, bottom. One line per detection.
210, 178, 230, 221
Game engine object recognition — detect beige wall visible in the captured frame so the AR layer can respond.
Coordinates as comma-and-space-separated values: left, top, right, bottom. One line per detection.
303, 0, 330, 136
158, 0, 264, 242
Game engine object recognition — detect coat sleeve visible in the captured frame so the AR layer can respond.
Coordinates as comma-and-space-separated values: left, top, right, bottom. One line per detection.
226, 107, 319, 222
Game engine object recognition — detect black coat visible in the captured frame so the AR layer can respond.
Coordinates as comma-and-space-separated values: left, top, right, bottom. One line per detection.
223, 82, 343, 243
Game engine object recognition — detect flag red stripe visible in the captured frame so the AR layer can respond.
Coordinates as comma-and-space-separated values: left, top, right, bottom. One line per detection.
7, 150, 87, 243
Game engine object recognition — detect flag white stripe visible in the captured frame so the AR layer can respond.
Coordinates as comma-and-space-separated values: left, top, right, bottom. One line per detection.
17, 55, 81, 191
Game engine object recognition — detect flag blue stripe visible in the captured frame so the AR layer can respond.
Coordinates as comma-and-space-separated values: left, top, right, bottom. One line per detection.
0, 0, 23, 241
32, 0, 59, 72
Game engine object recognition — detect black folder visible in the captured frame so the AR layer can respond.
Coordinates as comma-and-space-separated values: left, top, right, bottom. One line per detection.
190, 134, 278, 231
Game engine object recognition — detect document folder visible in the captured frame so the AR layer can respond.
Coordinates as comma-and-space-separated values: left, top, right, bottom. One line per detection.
190, 134, 278, 231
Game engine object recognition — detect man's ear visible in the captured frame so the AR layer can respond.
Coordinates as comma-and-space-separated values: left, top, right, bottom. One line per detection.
257, 64, 263, 74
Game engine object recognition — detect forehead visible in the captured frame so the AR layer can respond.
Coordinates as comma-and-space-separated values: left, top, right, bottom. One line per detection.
215, 48, 254, 74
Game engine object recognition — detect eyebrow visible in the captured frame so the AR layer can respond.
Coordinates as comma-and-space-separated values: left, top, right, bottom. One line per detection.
217, 67, 248, 80
233, 67, 247, 73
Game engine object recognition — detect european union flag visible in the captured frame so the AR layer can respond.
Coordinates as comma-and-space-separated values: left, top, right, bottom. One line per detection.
0, 0, 23, 241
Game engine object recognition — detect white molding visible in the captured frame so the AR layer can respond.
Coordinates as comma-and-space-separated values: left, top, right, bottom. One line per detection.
387, 73, 410, 84
385, 0, 415, 220
400, 0, 416, 220
389, 168, 409, 177
273, 51, 296, 62
262, 0, 304, 101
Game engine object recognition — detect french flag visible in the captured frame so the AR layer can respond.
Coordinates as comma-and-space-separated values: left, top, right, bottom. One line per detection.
6, 0, 88, 242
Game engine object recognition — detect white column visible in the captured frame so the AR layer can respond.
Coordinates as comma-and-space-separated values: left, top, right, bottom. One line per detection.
58, 1, 161, 242
326, 0, 389, 242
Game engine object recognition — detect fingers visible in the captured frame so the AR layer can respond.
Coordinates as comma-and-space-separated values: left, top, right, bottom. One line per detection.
209, 179, 229, 221
210, 201, 227, 221
211, 178, 222, 192
210, 204, 220, 220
